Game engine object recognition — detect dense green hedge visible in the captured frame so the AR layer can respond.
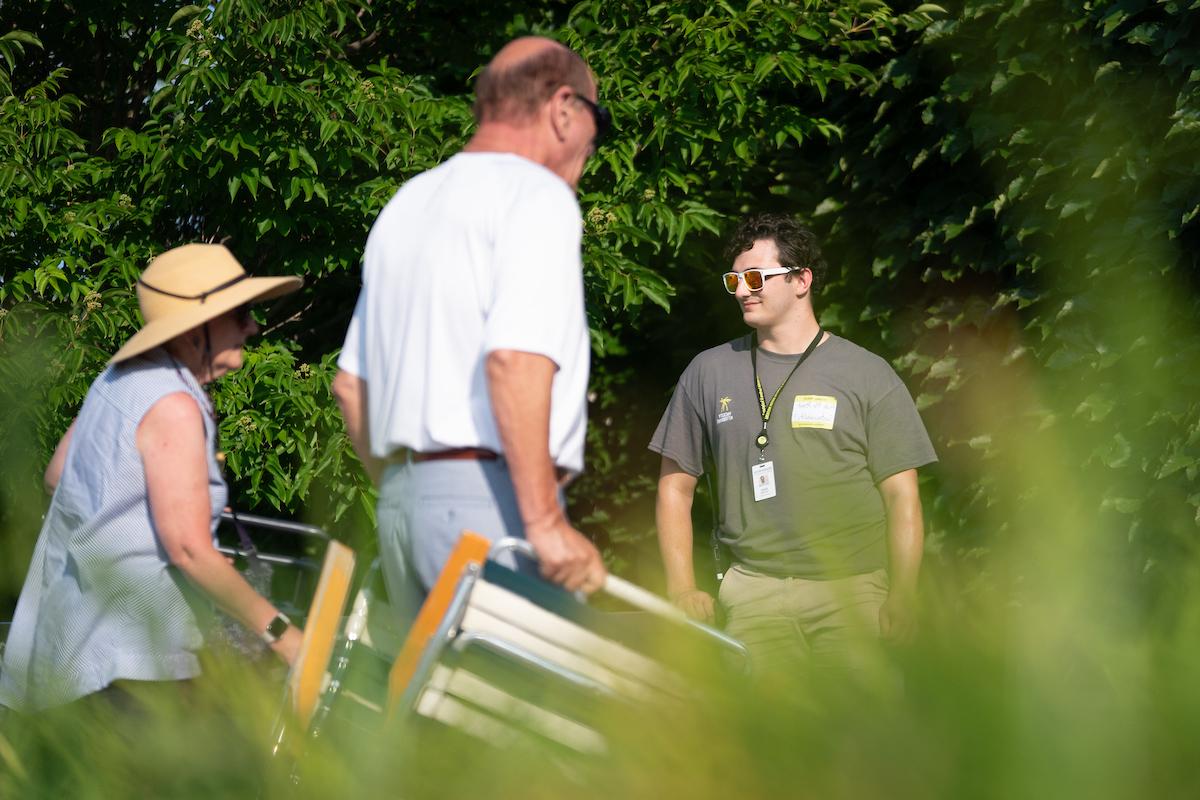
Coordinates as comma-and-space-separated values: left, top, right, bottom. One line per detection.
0, 1, 928, 588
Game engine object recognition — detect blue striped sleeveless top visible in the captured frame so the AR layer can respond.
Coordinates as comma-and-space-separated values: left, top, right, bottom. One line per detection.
0, 348, 227, 711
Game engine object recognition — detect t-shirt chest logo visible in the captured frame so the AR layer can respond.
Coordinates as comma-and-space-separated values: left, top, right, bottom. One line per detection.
716, 395, 733, 424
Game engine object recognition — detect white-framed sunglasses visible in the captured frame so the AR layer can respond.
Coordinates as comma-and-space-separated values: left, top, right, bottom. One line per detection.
721, 267, 796, 294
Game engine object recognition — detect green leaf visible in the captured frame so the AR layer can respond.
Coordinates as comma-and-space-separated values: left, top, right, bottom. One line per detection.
297, 146, 318, 174
0, 30, 44, 47
168, 5, 206, 27
1158, 452, 1196, 479
243, 170, 259, 199
753, 54, 778, 82
1075, 393, 1114, 422
638, 283, 671, 312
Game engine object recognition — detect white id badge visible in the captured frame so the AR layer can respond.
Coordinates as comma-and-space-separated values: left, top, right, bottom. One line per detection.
751, 460, 777, 502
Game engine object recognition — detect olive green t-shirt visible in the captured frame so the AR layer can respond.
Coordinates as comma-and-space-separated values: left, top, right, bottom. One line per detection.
649, 333, 937, 579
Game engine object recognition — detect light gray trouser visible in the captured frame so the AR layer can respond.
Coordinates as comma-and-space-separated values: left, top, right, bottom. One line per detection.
375, 458, 541, 635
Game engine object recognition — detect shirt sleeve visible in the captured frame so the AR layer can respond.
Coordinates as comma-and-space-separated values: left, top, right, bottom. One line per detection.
648, 370, 707, 477
483, 181, 584, 368
336, 288, 368, 379
865, 379, 938, 484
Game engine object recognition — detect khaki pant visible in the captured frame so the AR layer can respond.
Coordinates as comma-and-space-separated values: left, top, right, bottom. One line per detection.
719, 565, 893, 688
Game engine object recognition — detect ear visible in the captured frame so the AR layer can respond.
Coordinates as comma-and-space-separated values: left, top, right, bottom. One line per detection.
791, 267, 813, 298
547, 84, 575, 142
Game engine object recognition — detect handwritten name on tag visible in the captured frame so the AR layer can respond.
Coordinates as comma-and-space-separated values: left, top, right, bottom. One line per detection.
792, 395, 837, 430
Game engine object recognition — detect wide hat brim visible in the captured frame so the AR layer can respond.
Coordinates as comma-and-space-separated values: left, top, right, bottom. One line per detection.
110, 247, 303, 364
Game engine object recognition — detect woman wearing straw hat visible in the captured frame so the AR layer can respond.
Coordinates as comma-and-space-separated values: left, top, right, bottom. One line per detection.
0, 244, 304, 713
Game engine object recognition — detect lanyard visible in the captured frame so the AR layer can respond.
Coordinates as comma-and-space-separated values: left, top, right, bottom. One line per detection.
751, 327, 823, 460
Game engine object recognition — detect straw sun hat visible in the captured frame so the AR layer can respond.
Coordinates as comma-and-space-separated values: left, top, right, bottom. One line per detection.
110, 244, 303, 364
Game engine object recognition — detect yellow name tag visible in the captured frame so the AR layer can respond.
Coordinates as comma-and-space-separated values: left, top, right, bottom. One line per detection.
792, 395, 836, 429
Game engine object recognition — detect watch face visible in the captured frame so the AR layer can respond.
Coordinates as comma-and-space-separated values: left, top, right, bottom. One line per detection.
266, 615, 289, 639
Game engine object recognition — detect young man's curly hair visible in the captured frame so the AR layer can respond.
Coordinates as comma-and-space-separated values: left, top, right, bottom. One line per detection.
723, 213, 828, 292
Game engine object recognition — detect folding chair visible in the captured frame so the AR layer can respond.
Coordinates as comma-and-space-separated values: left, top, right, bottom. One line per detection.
270, 538, 356, 757
385, 534, 748, 770
303, 558, 404, 743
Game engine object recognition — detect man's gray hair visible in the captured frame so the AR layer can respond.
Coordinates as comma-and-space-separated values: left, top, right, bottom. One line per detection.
474, 45, 593, 124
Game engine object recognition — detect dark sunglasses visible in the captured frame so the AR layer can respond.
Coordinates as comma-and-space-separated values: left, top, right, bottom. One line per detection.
572, 93, 612, 146
231, 303, 254, 325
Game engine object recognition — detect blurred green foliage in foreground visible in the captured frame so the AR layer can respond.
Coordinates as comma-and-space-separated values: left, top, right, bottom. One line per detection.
3, 514, 1200, 800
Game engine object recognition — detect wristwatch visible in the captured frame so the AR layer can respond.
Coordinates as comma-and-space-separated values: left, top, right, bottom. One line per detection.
261, 612, 291, 644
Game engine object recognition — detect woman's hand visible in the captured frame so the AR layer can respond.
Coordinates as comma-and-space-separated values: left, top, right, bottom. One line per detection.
271, 624, 304, 667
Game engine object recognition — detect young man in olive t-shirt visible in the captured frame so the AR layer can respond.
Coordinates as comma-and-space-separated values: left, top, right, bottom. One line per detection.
650, 213, 937, 681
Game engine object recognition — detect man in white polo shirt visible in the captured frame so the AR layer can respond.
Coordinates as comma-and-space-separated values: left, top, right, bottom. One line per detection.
333, 37, 609, 624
